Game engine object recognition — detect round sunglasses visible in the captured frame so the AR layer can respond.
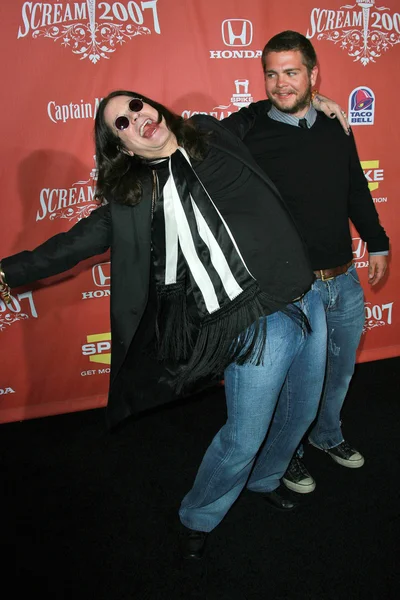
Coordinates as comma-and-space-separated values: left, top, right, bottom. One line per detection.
115, 98, 144, 131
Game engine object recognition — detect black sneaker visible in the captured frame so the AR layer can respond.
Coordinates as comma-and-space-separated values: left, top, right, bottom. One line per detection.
325, 441, 364, 468
282, 457, 316, 494
180, 528, 208, 560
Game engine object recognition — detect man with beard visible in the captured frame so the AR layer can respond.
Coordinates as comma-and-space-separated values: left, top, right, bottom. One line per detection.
222, 30, 389, 494
2, 87, 352, 560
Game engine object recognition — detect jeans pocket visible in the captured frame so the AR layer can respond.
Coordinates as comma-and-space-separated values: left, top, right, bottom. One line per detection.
346, 265, 361, 286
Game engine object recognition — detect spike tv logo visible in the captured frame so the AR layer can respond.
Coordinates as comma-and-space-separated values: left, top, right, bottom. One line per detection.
348, 86, 375, 125
182, 79, 254, 120
82, 332, 111, 364
17, 1, 161, 64
81, 332, 111, 376
360, 160, 384, 192
306, 1, 400, 66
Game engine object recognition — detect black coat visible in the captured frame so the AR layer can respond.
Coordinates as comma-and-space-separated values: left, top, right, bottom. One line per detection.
2, 117, 313, 427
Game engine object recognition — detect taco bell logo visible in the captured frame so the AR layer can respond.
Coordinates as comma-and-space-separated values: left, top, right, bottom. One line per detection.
348, 86, 375, 125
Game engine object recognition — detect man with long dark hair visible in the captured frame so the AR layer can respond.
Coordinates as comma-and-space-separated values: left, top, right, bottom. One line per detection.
1, 89, 346, 559
222, 30, 389, 495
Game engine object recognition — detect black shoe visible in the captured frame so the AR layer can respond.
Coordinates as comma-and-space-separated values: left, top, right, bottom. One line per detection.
180, 528, 208, 560
259, 489, 298, 510
325, 441, 364, 468
283, 457, 316, 494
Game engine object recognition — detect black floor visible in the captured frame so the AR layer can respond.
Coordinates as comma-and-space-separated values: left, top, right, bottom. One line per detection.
1, 357, 399, 600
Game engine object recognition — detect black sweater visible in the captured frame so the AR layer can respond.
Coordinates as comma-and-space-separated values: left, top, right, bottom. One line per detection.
223, 101, 389, 270
154, 115, 315, 305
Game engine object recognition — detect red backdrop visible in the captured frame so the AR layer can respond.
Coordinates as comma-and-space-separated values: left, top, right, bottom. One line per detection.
1, 0, 399, 423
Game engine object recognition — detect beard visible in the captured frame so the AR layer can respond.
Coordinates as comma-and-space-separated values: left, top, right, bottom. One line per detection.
268, 82, 312, 114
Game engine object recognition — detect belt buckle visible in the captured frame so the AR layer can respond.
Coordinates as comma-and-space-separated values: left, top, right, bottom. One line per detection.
320, 270, 334, 282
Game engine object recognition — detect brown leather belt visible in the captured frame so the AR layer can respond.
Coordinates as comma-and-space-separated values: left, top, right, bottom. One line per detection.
314, 260, 353, 281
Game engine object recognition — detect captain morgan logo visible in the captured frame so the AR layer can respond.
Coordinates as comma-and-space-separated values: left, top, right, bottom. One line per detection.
306, 1, 400, 66
48, 97, 102, 124
17, 0, 161, 63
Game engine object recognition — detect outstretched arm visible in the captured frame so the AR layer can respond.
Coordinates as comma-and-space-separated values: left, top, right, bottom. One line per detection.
222, 92, 350, 139
0, 203, 111, 294
311, 91, 350, 135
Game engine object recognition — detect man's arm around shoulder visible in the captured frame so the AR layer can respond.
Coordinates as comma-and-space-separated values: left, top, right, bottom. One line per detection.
221, 100, 271, 139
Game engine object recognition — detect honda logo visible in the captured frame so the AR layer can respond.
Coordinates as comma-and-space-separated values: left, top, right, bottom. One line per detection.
352, 238, 367, 260
222, 19, 253, 47
92, 262, 111, 287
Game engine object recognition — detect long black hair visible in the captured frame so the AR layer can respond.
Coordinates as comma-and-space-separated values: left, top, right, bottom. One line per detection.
94, 90, 209, 205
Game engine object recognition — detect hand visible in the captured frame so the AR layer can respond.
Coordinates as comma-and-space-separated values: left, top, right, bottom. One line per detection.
368, 254, 388, 286
0, 262, 12, 304
311, 92, 350, 135
0, 281, 12, 304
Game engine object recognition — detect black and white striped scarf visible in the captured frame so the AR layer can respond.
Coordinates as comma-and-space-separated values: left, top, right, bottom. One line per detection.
151, 148, 303, 391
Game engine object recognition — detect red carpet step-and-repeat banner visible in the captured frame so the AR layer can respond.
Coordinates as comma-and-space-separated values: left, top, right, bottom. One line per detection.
0, 0, 399, 423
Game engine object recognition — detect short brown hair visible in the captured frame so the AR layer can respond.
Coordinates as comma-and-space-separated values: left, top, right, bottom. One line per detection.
262, 30, 317, 73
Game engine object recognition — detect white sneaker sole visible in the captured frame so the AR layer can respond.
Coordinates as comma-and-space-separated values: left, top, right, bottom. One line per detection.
328, 454, 365, 468
282, 478, 316, 494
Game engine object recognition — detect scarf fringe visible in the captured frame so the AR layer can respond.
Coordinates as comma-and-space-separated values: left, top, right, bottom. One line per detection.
176, 295, 265, 392
155, 282, 195, 361
157, 282, 311, 394
152, 148, 311, 395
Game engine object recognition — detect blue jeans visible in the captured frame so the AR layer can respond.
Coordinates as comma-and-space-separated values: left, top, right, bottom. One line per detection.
179, 287, 327, 532
302, 264, 365, 451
